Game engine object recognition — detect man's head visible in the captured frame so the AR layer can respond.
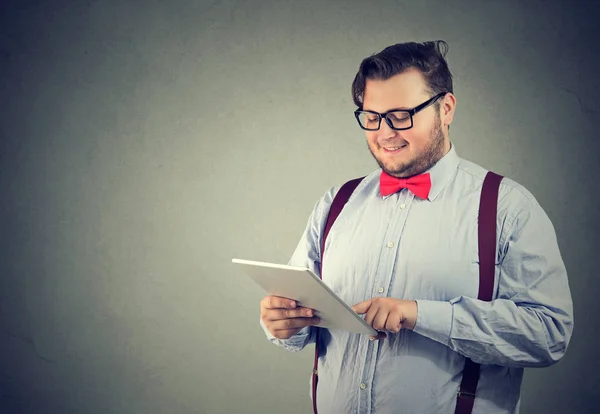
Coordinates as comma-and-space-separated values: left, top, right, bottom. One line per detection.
351, 41, 456, 178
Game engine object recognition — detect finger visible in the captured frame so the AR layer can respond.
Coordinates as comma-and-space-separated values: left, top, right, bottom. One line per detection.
266, 307, 315, 321
271, 317, 321, 339
385, 312, 402, 333
272, 329, 301, 339
352, 299, 372, 315
262, 296, 297, 310
271, 316, 321, 332
363, 305, 380, 327
369, 331, 388, 341
372, 308, 390, 331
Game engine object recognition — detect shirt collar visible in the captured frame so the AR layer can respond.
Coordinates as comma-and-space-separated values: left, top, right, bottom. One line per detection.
423, 142, 460, 201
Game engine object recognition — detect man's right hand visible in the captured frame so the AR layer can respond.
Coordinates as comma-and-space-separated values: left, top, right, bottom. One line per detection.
260, 295, 321, 339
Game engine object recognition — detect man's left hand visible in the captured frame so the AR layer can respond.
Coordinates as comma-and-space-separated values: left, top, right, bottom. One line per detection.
352, 298, 418, 337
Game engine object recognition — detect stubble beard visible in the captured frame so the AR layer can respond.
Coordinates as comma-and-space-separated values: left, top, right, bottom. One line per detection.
370, 113, 447, 178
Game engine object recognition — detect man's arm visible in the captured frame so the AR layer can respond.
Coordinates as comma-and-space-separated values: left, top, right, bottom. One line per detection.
259, 185, 340, 351
413, 185, 574, 367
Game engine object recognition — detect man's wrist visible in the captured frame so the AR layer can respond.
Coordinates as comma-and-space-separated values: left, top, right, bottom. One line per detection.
404, 300, 418, 330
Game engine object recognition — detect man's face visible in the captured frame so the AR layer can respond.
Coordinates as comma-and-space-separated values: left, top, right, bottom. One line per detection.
362, 68, 453, 178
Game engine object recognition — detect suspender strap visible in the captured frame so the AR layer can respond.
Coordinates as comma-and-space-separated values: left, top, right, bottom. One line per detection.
454, 171, 503, 414
477, 172, 503, 302
320, 177, 366, 259
313, 177, 364, 414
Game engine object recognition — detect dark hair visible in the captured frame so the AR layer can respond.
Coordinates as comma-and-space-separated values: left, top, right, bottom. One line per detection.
351, 40, 453, 108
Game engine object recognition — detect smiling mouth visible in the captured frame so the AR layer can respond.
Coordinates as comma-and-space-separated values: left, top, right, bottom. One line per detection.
383, 144, 407, 152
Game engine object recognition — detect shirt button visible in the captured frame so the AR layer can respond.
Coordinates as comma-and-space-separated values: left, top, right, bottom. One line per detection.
377, 287, 384, 294
387, 241, 394, 248
399, 203, 406, 209
360, 383, 367, 390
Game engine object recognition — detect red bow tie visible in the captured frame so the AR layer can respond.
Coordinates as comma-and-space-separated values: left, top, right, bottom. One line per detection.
380, 171, 432, 199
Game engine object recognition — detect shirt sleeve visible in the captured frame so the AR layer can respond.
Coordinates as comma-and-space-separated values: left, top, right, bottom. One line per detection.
260, 320, 315, 352
260, 185, 339, 352
413, 184, 574, 367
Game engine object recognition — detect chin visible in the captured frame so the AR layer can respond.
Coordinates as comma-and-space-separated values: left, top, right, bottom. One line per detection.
384, 158, 411, 173
383, 164, 410, 177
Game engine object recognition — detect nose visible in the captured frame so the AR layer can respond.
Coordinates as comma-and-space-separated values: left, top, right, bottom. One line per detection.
377, 117, 397, 141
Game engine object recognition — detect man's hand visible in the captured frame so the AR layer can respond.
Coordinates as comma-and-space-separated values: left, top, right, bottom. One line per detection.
260, 295, 321, 339
352, 298, 418, 338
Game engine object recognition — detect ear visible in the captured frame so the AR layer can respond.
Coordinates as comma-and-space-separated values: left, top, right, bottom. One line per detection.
440, 93, 456, 127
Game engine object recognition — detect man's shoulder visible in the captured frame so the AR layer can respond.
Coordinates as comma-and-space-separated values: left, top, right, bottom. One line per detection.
457, 157, 540, 211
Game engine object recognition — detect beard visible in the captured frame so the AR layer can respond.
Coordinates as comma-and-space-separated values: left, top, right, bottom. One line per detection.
369, 111, 446, 178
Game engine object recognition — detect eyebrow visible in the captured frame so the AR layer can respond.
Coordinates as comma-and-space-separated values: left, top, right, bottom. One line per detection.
361, 106, 410, 113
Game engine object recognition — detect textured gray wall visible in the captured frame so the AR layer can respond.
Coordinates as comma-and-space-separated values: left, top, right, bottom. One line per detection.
1, 0, 598, 413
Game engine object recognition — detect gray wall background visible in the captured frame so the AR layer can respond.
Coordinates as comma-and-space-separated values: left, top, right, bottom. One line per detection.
1, 0, 598, 413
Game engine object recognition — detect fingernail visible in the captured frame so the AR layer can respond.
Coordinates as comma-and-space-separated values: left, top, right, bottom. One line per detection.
289, 301, 296, 308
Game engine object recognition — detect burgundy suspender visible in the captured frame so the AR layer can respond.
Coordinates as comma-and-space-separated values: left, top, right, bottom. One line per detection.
476, 172, 503, 303
319, 177, 367, 259
312, 171, 503, 414
454, 171, 503, 414
312, 176, 364, 414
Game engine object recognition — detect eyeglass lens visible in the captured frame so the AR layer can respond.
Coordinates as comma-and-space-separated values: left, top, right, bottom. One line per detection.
357, 111, 411, 130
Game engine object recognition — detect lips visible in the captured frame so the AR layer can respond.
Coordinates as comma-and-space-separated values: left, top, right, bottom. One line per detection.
383, 144, 407, 153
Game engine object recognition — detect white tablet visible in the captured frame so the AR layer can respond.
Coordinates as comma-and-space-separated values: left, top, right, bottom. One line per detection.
232, 258, 378, 336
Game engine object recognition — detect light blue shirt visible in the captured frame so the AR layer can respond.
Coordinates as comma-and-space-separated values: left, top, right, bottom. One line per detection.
263, 144, 574, 413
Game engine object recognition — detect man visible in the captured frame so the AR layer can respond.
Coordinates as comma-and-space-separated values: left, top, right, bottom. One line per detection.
259, 41, 574, 413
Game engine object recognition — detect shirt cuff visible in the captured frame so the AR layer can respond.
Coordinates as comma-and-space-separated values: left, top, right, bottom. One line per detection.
413, 300, 453, 347
260, 319, 312, 352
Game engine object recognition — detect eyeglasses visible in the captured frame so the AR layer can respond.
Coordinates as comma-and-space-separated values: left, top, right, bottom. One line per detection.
354, 92, 447, 131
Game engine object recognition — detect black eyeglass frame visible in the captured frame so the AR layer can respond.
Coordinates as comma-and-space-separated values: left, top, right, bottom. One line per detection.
354, 92, 448, 131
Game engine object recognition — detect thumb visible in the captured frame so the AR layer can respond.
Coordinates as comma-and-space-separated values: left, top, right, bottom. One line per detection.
352, 299, 372, 315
